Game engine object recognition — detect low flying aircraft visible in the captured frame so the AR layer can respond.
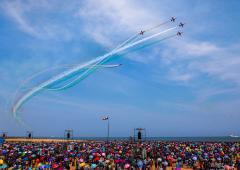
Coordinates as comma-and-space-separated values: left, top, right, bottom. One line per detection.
171, 17, 176, 22
177, 31, 183, 36
179, 22, 185, 27
139, 30, 146, 35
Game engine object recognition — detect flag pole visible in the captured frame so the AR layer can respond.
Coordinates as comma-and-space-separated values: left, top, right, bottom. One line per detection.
107, 117, 110, 142
102, 116, 110, 143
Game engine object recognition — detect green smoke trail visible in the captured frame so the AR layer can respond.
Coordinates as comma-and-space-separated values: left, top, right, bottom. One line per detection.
13, 25, 179, 123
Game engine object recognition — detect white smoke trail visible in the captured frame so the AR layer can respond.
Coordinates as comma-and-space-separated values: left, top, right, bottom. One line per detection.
19, 64, 120, 91
43, 26, 177, 91
14, 20, 172, 102
13, 26, 177, 120
112, 33, 139, 52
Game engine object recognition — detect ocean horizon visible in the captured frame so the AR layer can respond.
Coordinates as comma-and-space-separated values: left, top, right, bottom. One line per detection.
6, 136, 240, 142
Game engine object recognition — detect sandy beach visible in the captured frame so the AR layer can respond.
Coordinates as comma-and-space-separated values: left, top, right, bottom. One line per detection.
5, 137, 85, 143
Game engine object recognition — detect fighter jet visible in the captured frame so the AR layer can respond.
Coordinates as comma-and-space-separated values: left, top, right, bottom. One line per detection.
139, 30, 145, 35
177, 31, 183, 36
179, 22, 185, 27
171, 17, 176, 22
103, 64, 122, 68
94, 64, 122, 68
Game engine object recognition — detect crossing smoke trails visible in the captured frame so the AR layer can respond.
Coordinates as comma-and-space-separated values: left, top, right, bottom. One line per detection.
13, 21, 182, 123
20, 64, 122, 90
45, 26, 177, 91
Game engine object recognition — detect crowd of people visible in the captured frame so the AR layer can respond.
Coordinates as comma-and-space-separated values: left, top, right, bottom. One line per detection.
0, 140, 239, 170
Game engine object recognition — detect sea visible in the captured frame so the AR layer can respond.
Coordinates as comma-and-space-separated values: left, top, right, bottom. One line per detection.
34, 136, 240, 142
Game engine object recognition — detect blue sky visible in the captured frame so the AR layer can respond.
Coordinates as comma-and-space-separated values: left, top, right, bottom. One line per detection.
0, 0, 240, 137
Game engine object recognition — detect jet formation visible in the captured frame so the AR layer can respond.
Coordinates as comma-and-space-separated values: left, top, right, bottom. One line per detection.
12, 17, 185, 124
139, 16, 184, 36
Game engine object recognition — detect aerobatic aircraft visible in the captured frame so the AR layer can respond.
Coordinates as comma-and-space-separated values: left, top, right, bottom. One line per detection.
177, 31, 183, 36
139, 30, 145, 35
179, 22, 185, 27
171, 17, 176, 22
12, 18, 186, 123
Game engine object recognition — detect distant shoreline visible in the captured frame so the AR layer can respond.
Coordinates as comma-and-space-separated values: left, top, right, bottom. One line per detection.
4, 137, 88, 143
3, 136, 240, 142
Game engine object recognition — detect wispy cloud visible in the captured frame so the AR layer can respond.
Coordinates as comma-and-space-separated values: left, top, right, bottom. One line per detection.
158, 38, 240, 84
1, 0, 73, 41
3, 1, 40, 37
168, 68, 193, 82
75, 0, 161, 48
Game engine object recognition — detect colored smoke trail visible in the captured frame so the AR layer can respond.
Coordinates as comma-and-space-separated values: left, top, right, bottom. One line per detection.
19, 64, 120, 91
13, 24, 179, 122
44, 26, 177, 91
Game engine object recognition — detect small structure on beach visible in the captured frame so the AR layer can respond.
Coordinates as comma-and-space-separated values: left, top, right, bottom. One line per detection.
26, 131, 33, 138
133, 128, 146, 142
1, 132, 8, 138
64, 129, 73, 140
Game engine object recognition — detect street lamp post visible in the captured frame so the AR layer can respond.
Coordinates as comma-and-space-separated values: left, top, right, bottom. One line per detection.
102, 116, 110, 142
107, 117, 110, 142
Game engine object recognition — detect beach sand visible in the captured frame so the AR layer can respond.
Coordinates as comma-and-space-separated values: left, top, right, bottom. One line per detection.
5, 137, 85, 143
